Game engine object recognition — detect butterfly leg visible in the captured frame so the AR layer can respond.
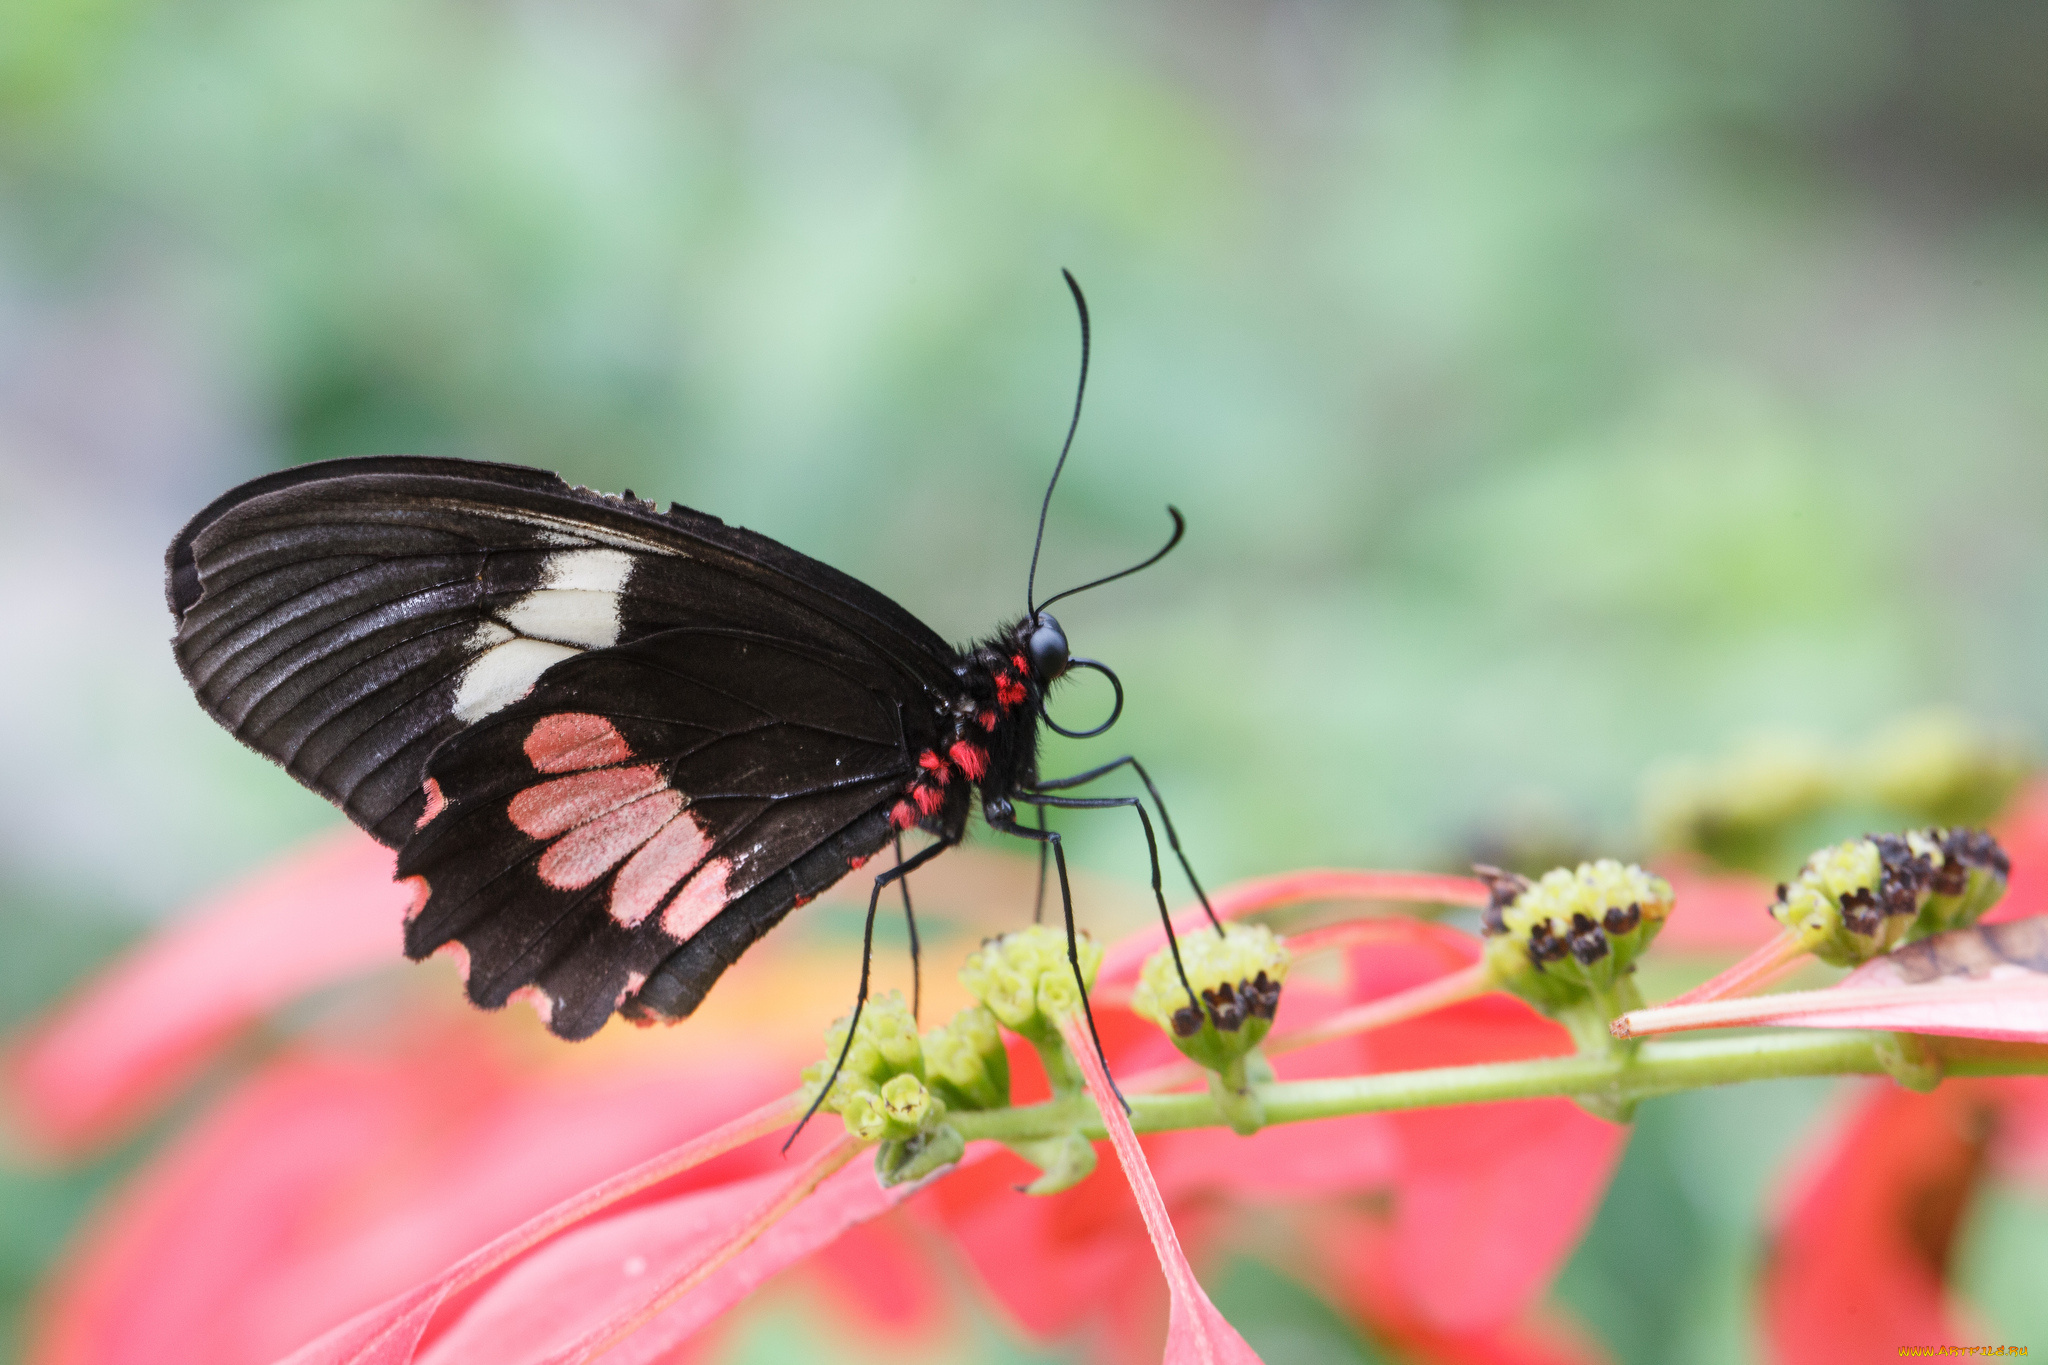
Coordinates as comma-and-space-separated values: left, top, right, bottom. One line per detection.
1016, 791, 1204, 1020
1032, 804, 1050, 924
1029, 756, 1220, 933
985, 801, 1130, 1113
893, 832, 921, 1020
789, 834, 956, 1147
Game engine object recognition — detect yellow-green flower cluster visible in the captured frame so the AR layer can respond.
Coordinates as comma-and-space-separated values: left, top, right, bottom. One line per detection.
1131, 924, 1289, 1073
920, 1004, 1010, 1112
1481, 860, 1673, 1011
800, 990, 937, 1143
1772, 828, 2009, 966
958, 925, 1102, 1043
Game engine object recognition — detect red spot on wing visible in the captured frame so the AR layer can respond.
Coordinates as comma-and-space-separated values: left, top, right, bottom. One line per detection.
609, 810, 713, 929
508, 985, 554, 1026
890, 801, 918, 830
661, 858, 733, 941
848, 854, 869, 871
536, 789, 684, 890
613, 970, 648, 1009
793, 894, 813, 909
415, 778, 447, 828
524, 713, 632, 774
404, 876, 431, 924
432, 938, 469, 982
509, 766, 665, 840
949, 742, 987, 780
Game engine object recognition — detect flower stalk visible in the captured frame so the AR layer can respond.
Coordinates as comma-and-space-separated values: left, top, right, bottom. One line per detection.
946, 1030, 2048, 1146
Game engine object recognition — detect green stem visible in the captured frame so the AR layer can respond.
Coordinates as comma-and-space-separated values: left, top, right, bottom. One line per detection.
947, 1031, 2048, 1145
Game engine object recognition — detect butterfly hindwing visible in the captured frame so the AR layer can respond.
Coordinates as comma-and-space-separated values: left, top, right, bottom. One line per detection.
398, 625, 937, 1038
167, 457, 957, 846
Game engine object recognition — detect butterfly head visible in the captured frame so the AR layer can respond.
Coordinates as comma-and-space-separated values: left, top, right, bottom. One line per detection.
1024, 612, 1071, 682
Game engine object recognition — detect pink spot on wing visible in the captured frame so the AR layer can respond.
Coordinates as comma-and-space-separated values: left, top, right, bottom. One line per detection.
614, 971, 648, 1009
609, 809, 712, 928
524, 713, 632, 774
403, 875, 431, 924
537, 789, 685, 890
661, 858, 733, 941
416, 778, 447, 828
432, 939, 470, 982
509, 985, 554, 1026
510, 765, 665, 840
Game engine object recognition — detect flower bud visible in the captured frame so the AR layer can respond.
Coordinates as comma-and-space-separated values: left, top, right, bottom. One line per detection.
959, 925, 1102, 1042
1857, 711, 2030, 828
1644, 740, 1838, 874
800, 990, 934, 1142
920, 1005, 1011, 1112
1772, 828, 2009, 966
1481, 860, 1673, 1013
1130, 924, 1290, 1075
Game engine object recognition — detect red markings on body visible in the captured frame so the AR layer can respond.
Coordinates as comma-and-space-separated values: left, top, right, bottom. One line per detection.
416, 778, 447, 828
537, 789, 684, 890
949, 741, 987, 780
918, 750, 950, 777
661, 857, 733, 941
996, 675, 1028, 708
913, 782, 946, 816
610, 809, 713, 928
890, 801, 918, 830
524, 713, 631, 774
978, 710, 999, 732
510, 765, 665, 841
1011, 653, 1029, 674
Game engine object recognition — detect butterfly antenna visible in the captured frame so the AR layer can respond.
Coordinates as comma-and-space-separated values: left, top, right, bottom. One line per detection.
1026, 269, 1092, 617
1032, 507, 1185, 614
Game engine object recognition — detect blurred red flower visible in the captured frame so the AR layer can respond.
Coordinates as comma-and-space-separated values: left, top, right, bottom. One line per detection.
931, 920, 1627, 1364
1761, 1075, 2048, 1364
5, 834, 1627, 1364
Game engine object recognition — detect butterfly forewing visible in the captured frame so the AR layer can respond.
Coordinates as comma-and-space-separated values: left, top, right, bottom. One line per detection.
167, 457, 957, 847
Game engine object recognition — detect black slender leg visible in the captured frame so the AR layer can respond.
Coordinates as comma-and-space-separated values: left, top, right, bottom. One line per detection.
788, 835, 956, 1148
1032, 804, 1050, 924
1018, 791, 1203, 1017
986, 804, 1130, 1114
1029, 755, 1220, 933
894, 832, 921, 1021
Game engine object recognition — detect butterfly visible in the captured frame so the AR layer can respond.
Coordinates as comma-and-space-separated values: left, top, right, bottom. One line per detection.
166, 275, 1214, 1049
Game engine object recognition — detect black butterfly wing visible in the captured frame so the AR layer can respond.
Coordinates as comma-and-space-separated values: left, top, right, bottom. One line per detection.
167, 457, 957, 846
399, 626, 938, 1039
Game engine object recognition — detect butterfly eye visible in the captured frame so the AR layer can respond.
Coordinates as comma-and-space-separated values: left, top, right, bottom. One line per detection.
1027, 613, 1070, 680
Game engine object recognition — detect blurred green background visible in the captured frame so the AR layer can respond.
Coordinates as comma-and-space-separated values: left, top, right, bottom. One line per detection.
4, 1, 2047, 1360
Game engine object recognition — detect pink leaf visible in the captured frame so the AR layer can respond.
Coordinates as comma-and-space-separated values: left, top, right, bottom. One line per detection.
5, 828, 409, 1154
1052, 1011, 1264, 1365
277, 1091, 801, 1365
1616, 917, 2048, 1042
413, 1137, 960, 1365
